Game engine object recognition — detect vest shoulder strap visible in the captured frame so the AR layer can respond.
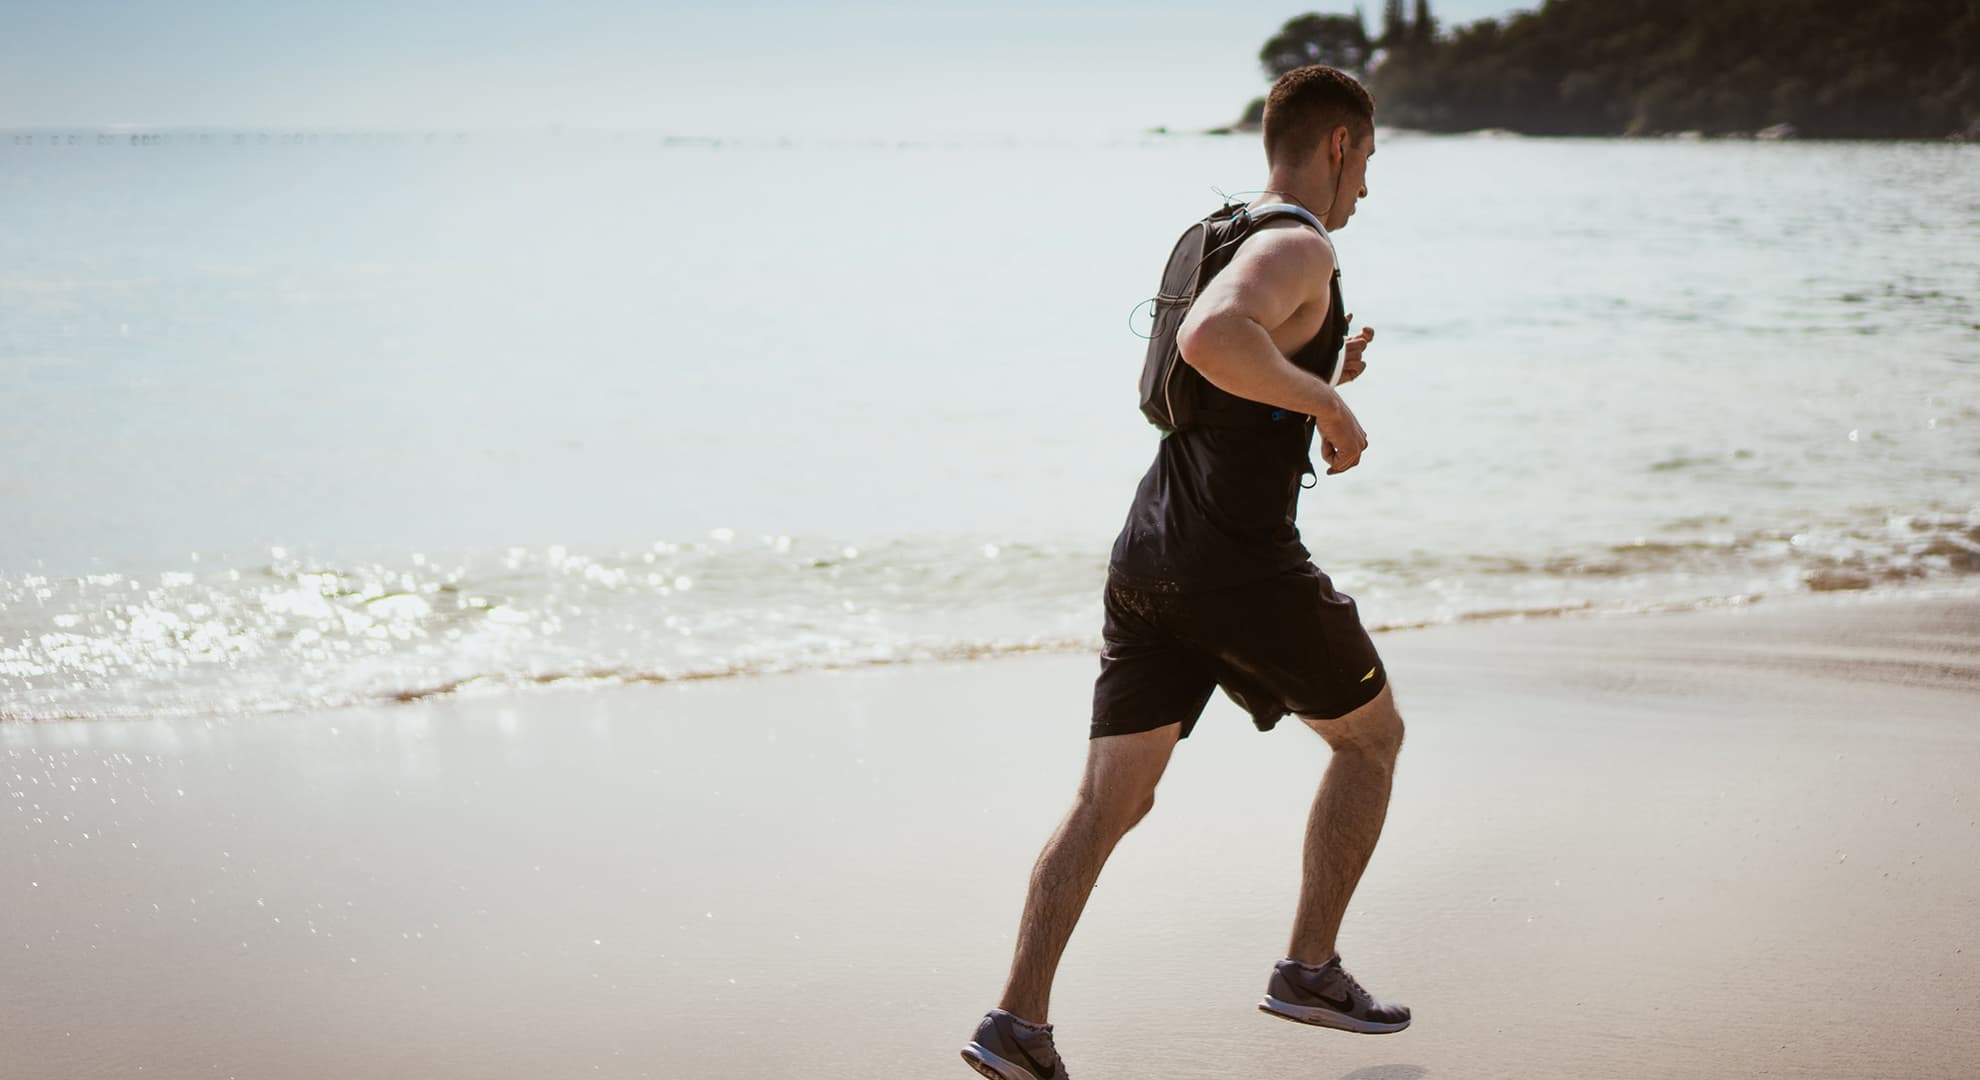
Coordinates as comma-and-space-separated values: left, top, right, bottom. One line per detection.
1237, 203, 1326, 234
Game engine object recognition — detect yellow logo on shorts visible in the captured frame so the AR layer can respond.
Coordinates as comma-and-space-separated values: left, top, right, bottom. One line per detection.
1360, 666, 1378, 682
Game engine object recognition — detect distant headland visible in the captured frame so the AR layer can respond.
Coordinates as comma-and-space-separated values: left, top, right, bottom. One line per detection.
1221, 0, 1980, 139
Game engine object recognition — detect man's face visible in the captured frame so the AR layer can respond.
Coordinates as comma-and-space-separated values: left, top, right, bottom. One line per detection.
1329, 129, 1375, 231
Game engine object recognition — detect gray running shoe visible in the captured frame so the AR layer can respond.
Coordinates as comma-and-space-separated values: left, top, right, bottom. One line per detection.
960, 1009, 1069, 1080
1258, 956, 1411, 1034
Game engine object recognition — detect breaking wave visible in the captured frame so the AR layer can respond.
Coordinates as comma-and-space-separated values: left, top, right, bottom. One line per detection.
3, 507, 1975, 723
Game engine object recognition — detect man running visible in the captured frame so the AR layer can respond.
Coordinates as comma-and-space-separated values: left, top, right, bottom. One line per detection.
961, 66, 1407, 1080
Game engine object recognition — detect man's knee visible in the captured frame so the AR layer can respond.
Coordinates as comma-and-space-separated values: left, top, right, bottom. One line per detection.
1077, 724, 1178, 833
1075, 781, 1158, 836
1366, 710, 1405, 759
1301, 685, 1404, 759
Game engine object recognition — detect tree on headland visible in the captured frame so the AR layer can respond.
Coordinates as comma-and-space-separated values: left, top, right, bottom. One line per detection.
1239, 7, 1376, 126
1409, 0, 1436, 48
1259, 11, 1374, 80
1379, 0, 1407, 48
1244, 0, 1979, 138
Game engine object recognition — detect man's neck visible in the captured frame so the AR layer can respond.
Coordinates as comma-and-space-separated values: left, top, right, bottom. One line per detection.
1256, 172, 1335, 221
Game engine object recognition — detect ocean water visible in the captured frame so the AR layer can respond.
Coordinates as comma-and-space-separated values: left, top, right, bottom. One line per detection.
3, 130, 1977, 722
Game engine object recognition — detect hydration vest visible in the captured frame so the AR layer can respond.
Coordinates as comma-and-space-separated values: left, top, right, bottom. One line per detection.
1136, 201, 1348, 434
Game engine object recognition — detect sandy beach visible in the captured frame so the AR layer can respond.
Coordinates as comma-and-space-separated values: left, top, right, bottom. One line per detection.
4, 589, 1977, 1079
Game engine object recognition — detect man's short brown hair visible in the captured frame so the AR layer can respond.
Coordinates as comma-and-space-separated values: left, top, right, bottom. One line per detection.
1262, 65, 1375, 168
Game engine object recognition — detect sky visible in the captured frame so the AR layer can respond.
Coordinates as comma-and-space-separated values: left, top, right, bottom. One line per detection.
1, 1, 1533, 137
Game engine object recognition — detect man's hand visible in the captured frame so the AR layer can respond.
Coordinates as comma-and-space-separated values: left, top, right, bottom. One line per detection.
1314, 387, 1368, 475
1339, 315, 1374, 385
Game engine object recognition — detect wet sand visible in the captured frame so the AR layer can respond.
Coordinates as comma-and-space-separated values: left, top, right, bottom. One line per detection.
4, 590, 1978, 1079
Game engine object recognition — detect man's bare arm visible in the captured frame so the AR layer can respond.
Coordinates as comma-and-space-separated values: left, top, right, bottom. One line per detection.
1175, 227, 1368, 474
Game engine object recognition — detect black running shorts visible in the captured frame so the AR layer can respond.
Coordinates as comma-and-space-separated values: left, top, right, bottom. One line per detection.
1090, 563, 1388, 740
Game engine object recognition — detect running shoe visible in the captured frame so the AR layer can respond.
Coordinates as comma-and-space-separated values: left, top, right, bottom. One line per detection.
1258, 955, 1411, 1034
960, 1008, 1070, 1080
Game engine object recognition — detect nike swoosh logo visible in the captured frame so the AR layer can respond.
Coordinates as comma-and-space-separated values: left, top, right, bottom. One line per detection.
1316, 989, 1357, 1013
1360, 666, 1377, 683
1019, 1044, 1062, 1079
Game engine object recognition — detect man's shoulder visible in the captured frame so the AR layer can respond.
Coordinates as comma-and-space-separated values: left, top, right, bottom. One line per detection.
1234, 218, 1337, 277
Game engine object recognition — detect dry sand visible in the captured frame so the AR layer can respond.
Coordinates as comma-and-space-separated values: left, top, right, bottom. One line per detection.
4, 590, 1977, 1079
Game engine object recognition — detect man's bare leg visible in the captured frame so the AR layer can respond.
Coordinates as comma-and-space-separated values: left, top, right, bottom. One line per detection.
996, 722, 1182, 1023
1287, 682, 1404, 965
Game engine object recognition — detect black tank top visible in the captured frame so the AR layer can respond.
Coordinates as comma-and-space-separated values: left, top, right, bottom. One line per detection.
1108, 269, 1348, 591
